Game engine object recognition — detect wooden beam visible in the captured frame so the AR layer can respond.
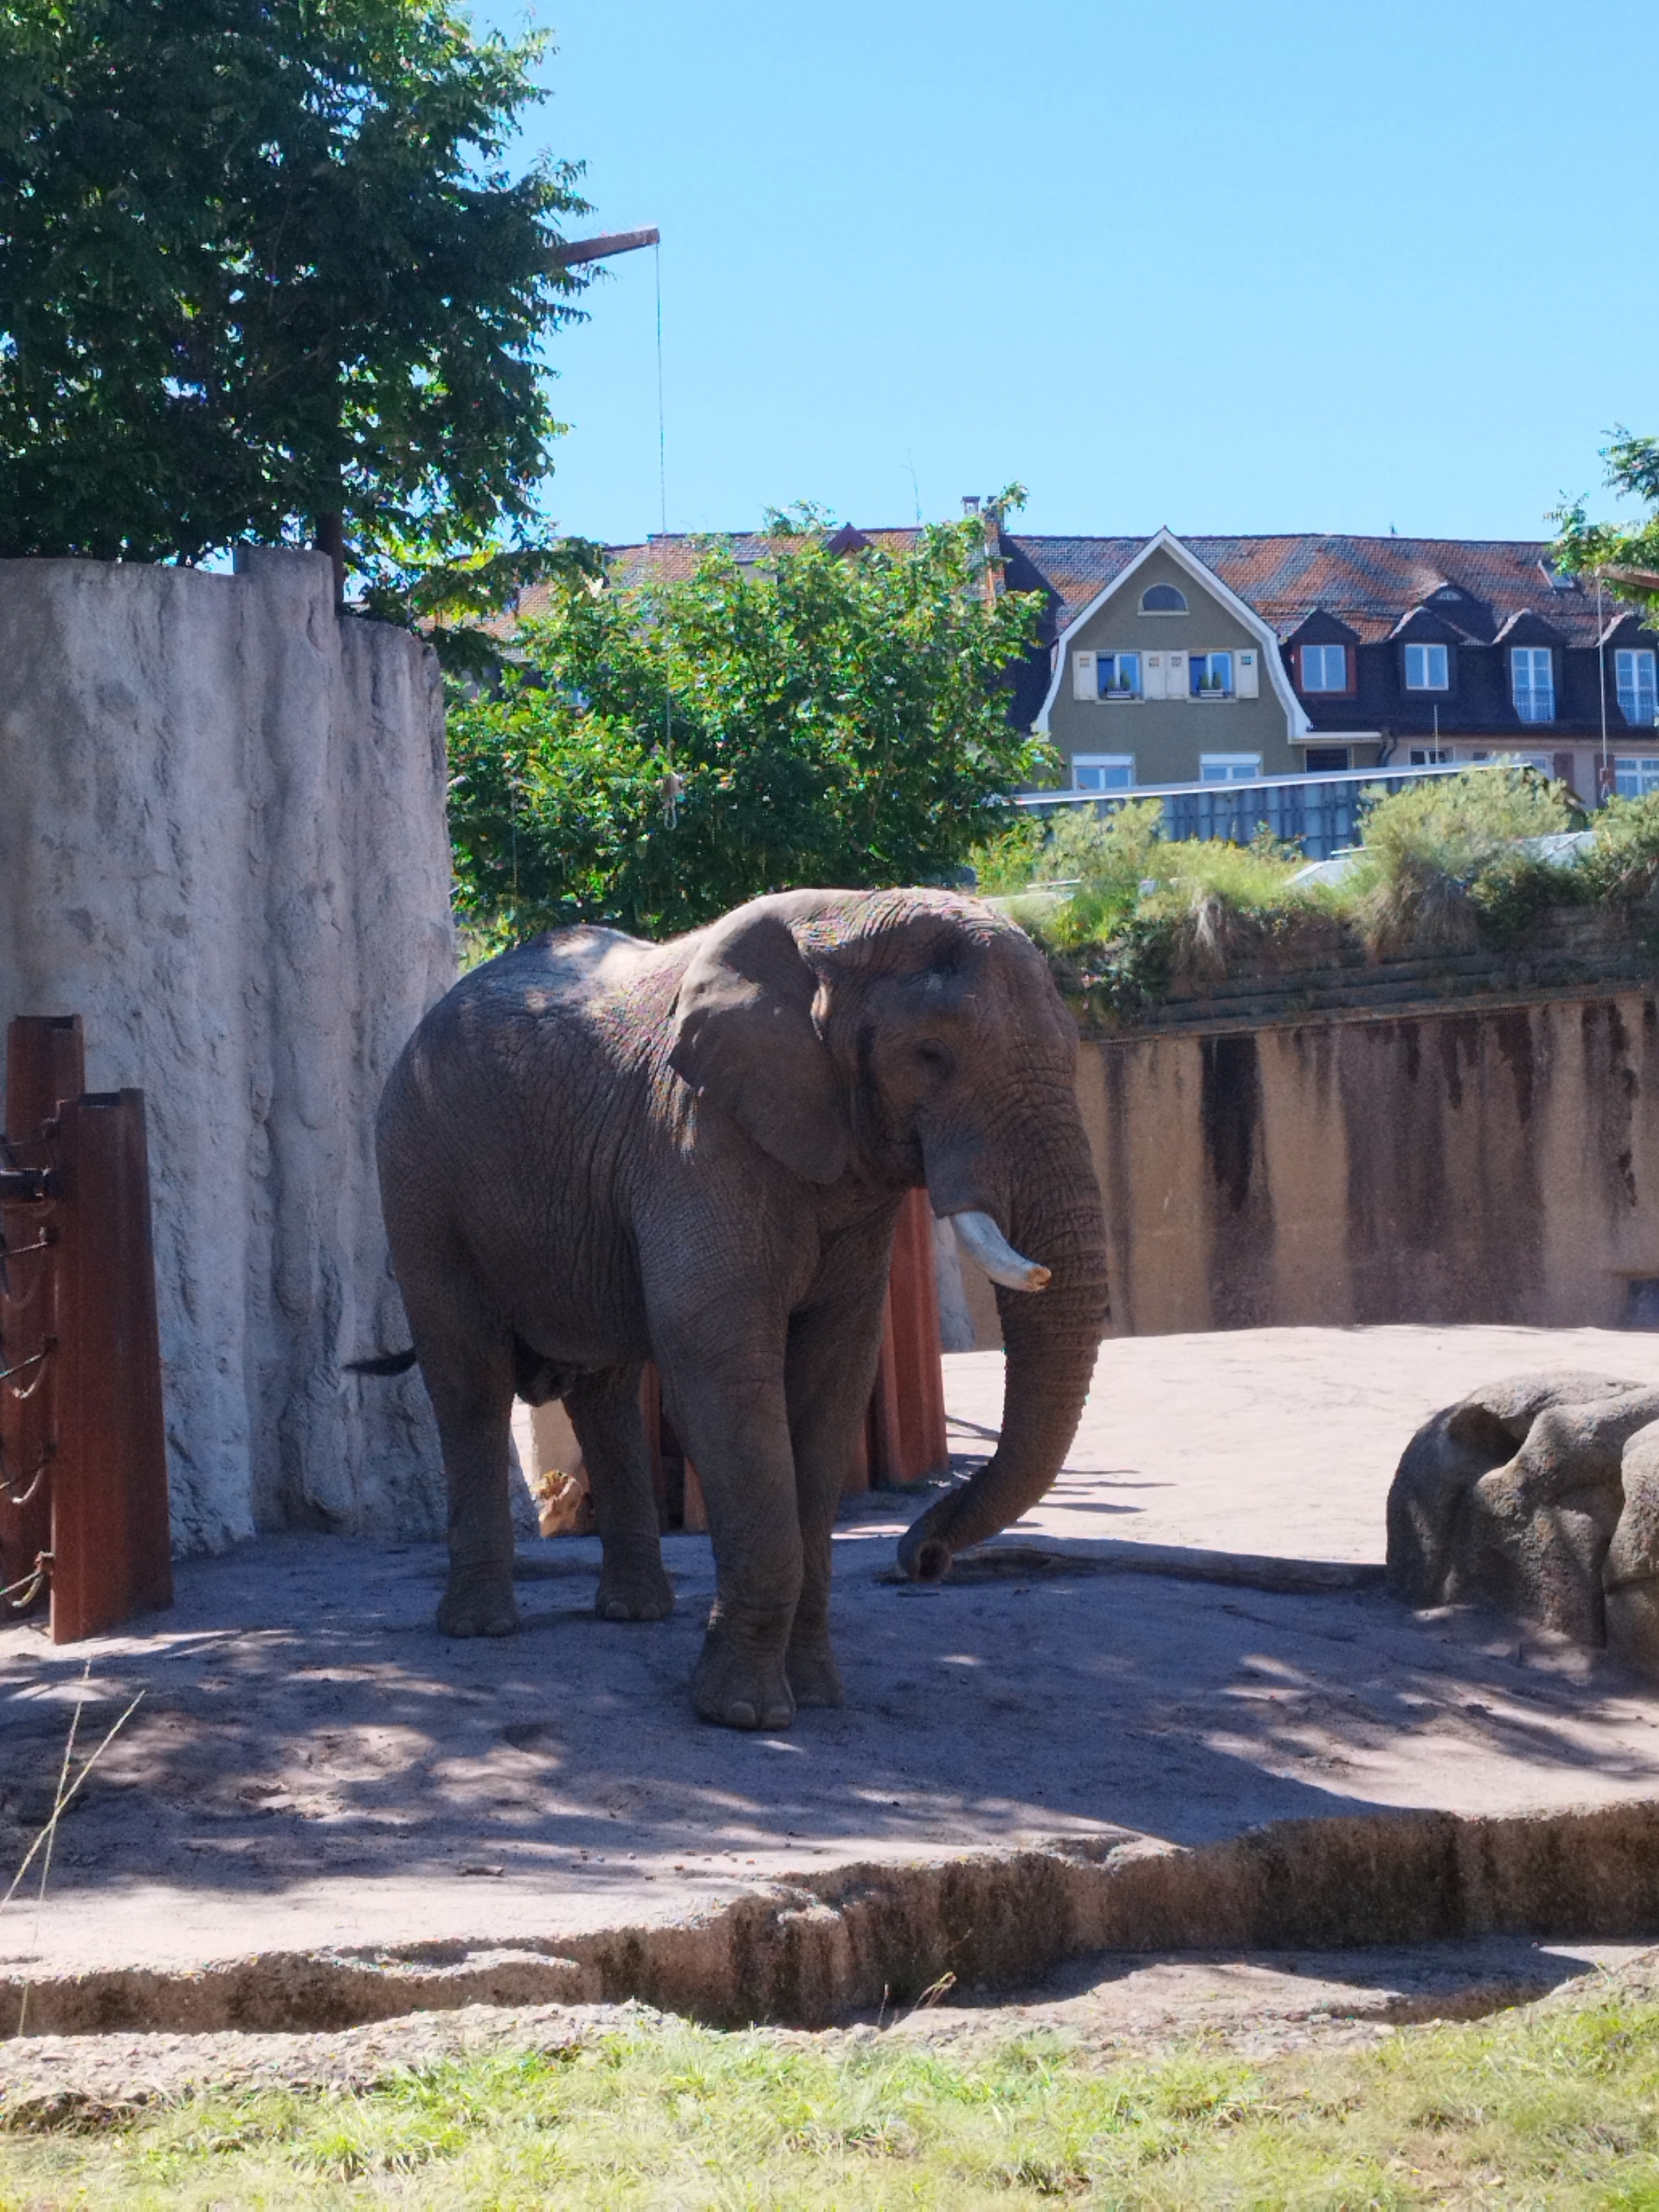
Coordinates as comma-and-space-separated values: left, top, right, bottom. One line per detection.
547, 227, 660, 269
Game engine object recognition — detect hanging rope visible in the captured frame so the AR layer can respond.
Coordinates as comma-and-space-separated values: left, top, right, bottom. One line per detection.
654, 239, 667, 539
654, 237, 676, 822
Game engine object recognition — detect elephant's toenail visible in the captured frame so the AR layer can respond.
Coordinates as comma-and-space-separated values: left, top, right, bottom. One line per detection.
603, 1600, 630, 1620
728, 1701, 758, 1728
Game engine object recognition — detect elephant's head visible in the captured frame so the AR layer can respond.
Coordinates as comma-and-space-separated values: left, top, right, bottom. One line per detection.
670, 888, 1110, 1580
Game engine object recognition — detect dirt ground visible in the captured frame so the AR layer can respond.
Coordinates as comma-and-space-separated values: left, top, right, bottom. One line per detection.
4, 1938, 1657, 2121
3, 1324, 1658, 1989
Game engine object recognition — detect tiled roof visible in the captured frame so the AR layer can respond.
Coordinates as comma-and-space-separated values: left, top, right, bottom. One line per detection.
517, 529, 1612, 651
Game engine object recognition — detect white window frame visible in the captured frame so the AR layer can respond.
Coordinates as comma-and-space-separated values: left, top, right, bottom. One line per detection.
1615, 648, 1658, 728
1072, 754, 1136, 792
1408, 747, 1453, 766
1139, 583, 1188, 615
1300, 643, 1348, 692
1511, 645, 1555, 723
1199, 753, 1262, 783
1403, 642, 1449, 691
1614, 755, 1659, 799
1189, 651, 1234, 699
1095, 651, 1141, 700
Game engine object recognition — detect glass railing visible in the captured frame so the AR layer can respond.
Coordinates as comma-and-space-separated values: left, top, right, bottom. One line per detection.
1017, 760, 1512, 863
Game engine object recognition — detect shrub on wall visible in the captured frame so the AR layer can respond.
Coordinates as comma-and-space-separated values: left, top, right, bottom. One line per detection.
980, 770, 1656, 1024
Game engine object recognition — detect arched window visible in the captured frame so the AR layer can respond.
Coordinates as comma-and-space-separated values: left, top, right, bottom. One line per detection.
1140, 582, 1188, 614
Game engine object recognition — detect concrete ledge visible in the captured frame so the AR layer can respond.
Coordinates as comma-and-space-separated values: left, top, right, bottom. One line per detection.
9, 1800, 1658, 2037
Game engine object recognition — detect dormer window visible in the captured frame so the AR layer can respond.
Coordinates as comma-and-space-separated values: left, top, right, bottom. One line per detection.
1616, 649, 1657, 727
1511, 645, 1555, 723
1404, 643, 1449, 691
1139, 583, 1188, 615
1300, 643, 1349, 692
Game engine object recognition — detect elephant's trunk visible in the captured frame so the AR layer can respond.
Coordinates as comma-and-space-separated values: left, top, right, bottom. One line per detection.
899, 1102, 1109, 1580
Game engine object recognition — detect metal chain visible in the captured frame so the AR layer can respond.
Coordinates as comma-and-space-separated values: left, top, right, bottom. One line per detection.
1, 1550, 51, 1609
0, 1338, 54, 1397
0, 1228, 54, 1307
0, 1440, 52, 1510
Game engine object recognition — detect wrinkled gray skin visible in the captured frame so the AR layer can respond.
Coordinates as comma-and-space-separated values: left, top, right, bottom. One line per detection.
375, 888, 1109, 1729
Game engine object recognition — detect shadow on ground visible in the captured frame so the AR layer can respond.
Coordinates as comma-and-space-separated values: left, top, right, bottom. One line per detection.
4, 1511, 1658, 1922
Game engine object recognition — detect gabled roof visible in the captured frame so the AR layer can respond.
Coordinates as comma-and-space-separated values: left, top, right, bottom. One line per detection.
1283, 607, 1361, 646
540, 529, 1625, 646
1493, 608, 1566, 648
1030, 528, 1311, 738
1390, 605, 1476, 645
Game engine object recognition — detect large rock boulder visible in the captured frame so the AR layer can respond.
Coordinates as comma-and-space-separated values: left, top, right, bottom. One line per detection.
1387, 1371, 1659, 1670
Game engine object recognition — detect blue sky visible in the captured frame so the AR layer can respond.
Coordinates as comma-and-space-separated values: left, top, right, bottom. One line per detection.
472, 0, 1655, 549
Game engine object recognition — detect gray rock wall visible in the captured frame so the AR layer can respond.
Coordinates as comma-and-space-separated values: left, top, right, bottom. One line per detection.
0, 549, 454, 1552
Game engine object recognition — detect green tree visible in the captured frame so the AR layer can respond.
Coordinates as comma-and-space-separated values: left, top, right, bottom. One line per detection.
448, 505, 1055, 947
0, 0, 586, 591
1553, 429, 1659, 614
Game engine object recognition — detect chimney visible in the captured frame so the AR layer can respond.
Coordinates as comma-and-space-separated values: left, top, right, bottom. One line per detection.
961, 495, 981, 515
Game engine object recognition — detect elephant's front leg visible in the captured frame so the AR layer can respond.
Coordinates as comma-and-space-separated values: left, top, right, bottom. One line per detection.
565, 1365, 674, 1622
784, 1253, 896, 1708
655, 1329, 801, 1731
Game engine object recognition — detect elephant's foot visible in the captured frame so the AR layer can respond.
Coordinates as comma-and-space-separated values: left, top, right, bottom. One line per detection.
437, 1568, 520, 1639
785, 1635, 844, 1708
692, 1629, 796, 1731
596, 1554, 675, 1623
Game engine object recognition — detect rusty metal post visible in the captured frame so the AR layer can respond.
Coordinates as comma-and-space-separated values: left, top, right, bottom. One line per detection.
1, 1017, 84, 1619
49, 1091, 172, 1641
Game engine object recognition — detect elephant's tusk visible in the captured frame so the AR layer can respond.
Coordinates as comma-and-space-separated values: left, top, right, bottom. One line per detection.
949, 1210, 1050, 1293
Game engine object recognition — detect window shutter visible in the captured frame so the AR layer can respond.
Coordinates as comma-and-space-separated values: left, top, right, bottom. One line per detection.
1235, 648, 1260, 699
1344, 645, 1357, 695
1165, 650, 1188, 696
1072, 650, 1096, 701
1143, 651, 1167, 700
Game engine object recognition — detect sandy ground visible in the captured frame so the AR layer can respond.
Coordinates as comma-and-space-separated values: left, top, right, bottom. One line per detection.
3, 1326, 1659, 1984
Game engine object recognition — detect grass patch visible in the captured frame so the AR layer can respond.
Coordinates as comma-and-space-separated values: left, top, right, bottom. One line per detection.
977, 769, 1659, 1022
4, 1983, 1659, 2207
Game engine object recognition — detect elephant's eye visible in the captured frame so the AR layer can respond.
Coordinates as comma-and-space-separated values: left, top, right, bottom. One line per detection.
915, 1041, 954, 1081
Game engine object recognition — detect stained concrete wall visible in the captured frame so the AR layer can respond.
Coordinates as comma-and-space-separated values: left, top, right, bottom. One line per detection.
1077, 993, 1659, 1339
0, 549, 454, 1553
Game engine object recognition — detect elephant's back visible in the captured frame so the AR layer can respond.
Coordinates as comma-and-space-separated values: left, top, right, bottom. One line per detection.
380, 923, 667, 1164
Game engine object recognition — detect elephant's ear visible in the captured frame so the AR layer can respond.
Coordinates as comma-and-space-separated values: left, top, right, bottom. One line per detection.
669, 897, 851, 1185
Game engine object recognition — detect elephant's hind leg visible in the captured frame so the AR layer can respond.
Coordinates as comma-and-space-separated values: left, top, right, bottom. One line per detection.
421, 1334, 521, 1640
566, 1366, 675, 1622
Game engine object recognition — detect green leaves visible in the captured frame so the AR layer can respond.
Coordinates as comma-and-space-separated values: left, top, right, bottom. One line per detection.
447, 513, 1055, 947
1552, 427, 1659, 613
0, 0, 586, 577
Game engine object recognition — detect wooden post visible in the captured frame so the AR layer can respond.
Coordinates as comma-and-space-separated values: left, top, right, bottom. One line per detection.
864, 1188, 950, 1488
49, 1091, 172, 1641
0, 1018, 84, 1618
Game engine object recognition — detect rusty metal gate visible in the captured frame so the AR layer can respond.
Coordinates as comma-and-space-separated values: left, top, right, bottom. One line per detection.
0, 1016, 172, 1642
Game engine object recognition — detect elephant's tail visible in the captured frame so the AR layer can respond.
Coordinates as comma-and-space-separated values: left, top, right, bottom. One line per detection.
345, 1347, 419, 1378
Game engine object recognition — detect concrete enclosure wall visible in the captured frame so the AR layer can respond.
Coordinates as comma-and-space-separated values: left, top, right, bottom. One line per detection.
0, 550, 454, 1552
1074, 993, 1659, 1338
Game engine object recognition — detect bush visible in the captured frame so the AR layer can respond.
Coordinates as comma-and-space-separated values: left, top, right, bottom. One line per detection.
1340, 768, 1578, 955
1579, 790, 1659, 905
991, 770, 1636, 1022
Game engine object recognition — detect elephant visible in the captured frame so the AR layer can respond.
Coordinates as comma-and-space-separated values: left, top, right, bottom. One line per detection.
370, 886, 1109, 1730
